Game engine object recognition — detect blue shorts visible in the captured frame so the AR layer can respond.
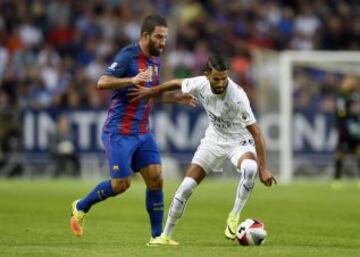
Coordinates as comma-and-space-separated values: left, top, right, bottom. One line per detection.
101, 131, 161, 178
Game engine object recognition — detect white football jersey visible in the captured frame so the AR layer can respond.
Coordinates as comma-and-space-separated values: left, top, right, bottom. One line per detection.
181, 76, 256, 141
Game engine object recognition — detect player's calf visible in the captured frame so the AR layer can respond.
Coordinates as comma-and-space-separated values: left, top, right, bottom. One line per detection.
169, 177, 197, 220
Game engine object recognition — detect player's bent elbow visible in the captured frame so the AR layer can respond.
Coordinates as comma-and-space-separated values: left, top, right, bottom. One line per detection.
247, 124, 262, 139
97, 76, 107, 90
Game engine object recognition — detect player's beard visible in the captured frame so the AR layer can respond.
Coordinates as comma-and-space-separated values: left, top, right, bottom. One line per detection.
148, 39, 162, 56
211, 87, 226, 94
211, 81, 228, 95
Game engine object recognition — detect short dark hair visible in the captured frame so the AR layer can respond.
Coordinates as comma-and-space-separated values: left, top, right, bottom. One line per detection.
205, 55, 229, 73
141, 14, 167, 34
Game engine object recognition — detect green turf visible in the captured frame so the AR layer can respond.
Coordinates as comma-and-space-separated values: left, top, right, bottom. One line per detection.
0, 179, 359, 257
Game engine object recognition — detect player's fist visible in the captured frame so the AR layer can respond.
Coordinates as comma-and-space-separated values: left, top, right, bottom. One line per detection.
131, 67, 153, 85
259, 169, 277, 187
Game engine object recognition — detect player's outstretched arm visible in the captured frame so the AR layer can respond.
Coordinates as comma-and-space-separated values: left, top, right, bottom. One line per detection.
160, 92, 197, 107
97, 68, 152, 90
128, 79, 183, 101
247, 123, 277, 187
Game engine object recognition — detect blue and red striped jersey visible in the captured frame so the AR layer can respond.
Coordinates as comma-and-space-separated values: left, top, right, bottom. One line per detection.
102, 43, 160, 135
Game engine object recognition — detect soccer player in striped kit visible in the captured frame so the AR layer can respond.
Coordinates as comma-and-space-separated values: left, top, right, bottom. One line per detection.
70, 14, 194, 245
129, 55, 277, 245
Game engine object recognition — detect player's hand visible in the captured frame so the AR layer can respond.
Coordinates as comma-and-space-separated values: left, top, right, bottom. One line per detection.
128, 84, 155, 102
172, 92, 197, 107
131, 67, 152, 85
259, 169, 277, 187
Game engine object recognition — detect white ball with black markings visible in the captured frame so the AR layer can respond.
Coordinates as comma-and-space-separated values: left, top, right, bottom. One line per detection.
236, 218, 267, 246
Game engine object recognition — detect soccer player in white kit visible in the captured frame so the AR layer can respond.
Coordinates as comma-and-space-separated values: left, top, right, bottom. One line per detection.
129, 55, 277, 246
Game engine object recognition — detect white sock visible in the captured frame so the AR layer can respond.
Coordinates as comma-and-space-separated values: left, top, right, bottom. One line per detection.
231, 159, 258, 217
163, 177, 198, 237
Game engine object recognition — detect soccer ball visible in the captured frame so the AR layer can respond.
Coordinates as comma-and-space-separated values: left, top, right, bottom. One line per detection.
235, 218, 267, 246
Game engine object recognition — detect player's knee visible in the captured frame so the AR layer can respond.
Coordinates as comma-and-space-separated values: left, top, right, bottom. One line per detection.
111, 179, 131, 194
147, 175, 163, 190
241, 159, 258, 180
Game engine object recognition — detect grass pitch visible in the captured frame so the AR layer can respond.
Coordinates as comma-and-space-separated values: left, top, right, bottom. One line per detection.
0, 179, 359, 257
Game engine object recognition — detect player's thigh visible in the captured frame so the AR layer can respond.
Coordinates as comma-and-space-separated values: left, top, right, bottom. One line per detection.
191, 137, 227, 174
101, 131, 138, 179
185, 164, 207, 184
132, 133, 162, 189
132, 133, 161, 171
229, 144, 257, 171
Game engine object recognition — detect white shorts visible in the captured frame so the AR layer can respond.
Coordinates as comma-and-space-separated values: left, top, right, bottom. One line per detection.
191, 136, 256, 174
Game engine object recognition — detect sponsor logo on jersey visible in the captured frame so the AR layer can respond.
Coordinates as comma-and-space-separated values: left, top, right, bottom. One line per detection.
208, 111, 234, 129
109, 62, 118, 70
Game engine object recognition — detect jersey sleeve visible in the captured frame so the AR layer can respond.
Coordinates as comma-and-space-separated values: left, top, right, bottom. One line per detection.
238, 91, 256, 126
181, 76, 203, 96
104, 50, 131, 78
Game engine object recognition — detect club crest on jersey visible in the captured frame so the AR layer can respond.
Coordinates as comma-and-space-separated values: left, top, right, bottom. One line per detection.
241, 112, 250, 122
138, 63, 147, 71
113, 165, 120, 172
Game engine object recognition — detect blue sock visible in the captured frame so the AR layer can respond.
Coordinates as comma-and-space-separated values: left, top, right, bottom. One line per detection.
146, 189, 164, 237
77, 180, 116, 213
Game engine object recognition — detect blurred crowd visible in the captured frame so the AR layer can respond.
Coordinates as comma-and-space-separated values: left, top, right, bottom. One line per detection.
293, 69, 359, 114
0, 0, 360, 176
0, 0, 359, 112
